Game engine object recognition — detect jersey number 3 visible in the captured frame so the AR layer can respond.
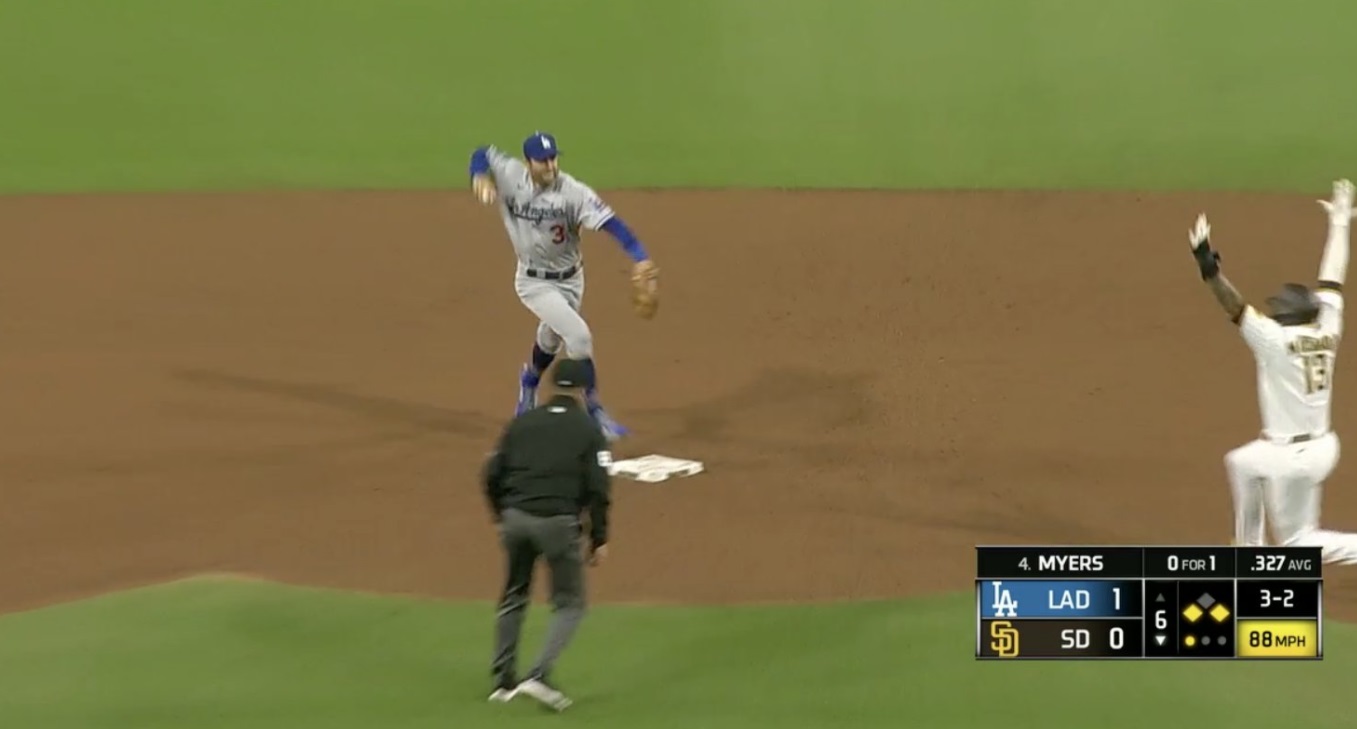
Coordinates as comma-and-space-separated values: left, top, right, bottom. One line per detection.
550, 224, 566, 244
1303, 352, 1334, 395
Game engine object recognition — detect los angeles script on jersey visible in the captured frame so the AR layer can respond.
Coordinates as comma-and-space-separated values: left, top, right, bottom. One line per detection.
506, 199, 568, 224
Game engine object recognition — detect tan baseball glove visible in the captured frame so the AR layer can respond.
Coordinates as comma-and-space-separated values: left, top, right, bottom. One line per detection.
630, 260, 660, 319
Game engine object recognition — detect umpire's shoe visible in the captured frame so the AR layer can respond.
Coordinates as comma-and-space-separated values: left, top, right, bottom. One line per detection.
488, 672, 519, 703
516, 673, 573, 711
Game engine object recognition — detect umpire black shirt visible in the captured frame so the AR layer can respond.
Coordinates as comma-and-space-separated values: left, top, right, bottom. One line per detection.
482, 394, 612, 548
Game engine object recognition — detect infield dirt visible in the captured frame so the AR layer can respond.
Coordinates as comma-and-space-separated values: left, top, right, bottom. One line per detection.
5, 189, 1357, 618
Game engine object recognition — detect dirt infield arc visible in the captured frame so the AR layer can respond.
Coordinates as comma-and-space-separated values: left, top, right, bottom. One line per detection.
5, 189, 1357, 618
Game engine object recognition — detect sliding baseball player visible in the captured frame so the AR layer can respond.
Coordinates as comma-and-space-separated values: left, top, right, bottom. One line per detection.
1189, 178, 1357, 562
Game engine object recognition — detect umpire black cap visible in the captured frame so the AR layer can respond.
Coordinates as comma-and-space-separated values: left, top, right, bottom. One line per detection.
552, 359, 594, 390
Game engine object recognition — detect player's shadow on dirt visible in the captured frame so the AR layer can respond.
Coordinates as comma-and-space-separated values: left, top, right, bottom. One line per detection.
171, 368, 497, 439
632, 367, 879, 444
627, 367, 1154, 545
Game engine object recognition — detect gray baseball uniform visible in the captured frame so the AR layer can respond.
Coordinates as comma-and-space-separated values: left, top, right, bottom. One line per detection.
484, 146, 615, 359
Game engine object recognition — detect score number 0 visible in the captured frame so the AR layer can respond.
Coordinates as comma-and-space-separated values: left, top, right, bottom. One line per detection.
1062, 626, 1126, 650
1064, 586, 1124, 651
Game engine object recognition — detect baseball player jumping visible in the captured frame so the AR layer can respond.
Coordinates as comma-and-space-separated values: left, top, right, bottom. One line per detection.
1189, 178, 1357, 563
468, 131, 659, 441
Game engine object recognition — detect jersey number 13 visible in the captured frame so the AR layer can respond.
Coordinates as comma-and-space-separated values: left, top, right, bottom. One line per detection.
1302, 352, 1334, 395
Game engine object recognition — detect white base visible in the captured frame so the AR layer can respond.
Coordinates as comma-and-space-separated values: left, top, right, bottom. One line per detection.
607, 454, 705, 483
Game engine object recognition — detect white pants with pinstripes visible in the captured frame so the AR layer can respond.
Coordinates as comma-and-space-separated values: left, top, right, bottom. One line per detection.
1226, 432, 1357, 563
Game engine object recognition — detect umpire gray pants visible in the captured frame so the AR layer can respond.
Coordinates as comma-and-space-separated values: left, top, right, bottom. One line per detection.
491, 507, 587, 683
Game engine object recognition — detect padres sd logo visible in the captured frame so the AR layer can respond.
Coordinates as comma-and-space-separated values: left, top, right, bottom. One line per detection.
990, 620, 1020, 658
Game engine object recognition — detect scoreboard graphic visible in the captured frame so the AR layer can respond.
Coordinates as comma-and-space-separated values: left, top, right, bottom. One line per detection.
975, 546, 1322, 660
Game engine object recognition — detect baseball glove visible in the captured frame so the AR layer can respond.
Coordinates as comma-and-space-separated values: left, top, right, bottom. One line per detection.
630, 260, 660, 319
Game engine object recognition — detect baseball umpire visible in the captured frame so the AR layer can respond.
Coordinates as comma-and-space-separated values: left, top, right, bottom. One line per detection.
481, 357, 613, 712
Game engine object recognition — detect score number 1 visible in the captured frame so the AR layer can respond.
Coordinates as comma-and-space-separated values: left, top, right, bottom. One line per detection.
1013, 558, 1125, 610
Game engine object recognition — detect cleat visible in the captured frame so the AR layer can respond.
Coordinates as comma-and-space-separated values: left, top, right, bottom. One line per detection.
592, 407, 630, 441
515, 365, 539, 416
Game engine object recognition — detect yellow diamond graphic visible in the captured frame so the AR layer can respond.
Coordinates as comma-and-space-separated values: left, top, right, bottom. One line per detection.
1182, 604, 1204, 623
1184, 634, 1197, 648
1209, 604, 1231, 622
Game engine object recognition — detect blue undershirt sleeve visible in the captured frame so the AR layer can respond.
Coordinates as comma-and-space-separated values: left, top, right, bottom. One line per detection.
600, 217, 648, 263
469, 147, 491, 179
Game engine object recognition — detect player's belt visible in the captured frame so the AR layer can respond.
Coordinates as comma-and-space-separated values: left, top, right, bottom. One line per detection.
525, 265, 579, 280
1262, 430, 1328, 444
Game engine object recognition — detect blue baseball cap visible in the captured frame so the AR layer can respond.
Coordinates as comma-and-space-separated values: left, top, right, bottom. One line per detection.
523, 131, 560, 161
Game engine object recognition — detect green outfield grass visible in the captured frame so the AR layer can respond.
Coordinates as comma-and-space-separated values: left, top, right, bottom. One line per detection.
0, 577, 1350, 729
6, 0, 1357, 726
4, 0, 1357, 193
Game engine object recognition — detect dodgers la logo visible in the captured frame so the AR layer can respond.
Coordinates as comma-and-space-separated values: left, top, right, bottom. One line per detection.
991, 580, 1019, 617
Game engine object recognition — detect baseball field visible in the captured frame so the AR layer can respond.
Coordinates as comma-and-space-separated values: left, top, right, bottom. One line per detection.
5, 0, 1357, 726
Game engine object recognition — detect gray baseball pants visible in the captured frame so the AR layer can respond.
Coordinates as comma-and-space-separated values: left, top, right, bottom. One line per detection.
491, 507, 588, 684
515, 268, 592, 358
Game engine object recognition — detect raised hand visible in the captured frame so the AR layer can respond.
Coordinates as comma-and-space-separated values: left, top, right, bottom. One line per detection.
472, 174, 498, 206
1189, 213, 1211, 249
1319, 179, 1356, 222
1188, 213, 1221, 280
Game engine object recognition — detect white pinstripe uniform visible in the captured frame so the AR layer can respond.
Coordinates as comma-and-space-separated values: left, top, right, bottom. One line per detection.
1224, 179, 1357, 562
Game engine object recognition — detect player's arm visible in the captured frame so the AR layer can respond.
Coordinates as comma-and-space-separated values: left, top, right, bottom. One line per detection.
468, 145, 516, 205
1188, 214, 1246, 323
468, 145, 514, 182
599, 217, 650, 263
1205, 272, 1247, 324
1188, 214, 1284, 351
572, 185, 650, 262
572, 183, 659, 316
1317, 220, 1348, 295
1216, 274, 1287, 352
1316, 222, 1348, 335
1312, 180, 1355, 335
469, 146, 492, 182
1316, 180, 1353, 313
